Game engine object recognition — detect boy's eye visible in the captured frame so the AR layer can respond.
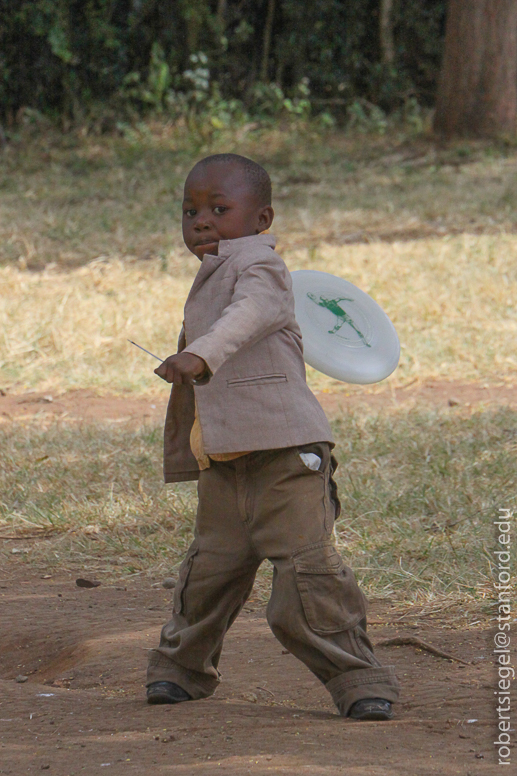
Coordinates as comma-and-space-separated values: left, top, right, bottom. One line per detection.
184, 209, 196, 217
213, 206, 227, 215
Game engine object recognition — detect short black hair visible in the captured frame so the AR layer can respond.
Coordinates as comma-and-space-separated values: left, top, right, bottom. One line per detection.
193, 153, 272, 206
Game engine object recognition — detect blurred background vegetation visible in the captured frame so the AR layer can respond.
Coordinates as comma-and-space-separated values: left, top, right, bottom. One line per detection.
1, 0, 446, 133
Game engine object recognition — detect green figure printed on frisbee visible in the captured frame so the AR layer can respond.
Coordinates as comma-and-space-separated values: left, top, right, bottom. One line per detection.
307, 293, 372, 347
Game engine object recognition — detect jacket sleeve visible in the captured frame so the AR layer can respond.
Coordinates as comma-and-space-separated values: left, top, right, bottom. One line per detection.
177, 325, 186, 353
182, 254, 292, 376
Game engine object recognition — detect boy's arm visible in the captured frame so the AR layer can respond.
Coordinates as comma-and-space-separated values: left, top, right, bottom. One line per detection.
182, 255, 292, 376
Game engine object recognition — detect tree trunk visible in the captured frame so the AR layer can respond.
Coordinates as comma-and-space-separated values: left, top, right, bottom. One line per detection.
379, 0, 395, 66
217, 0, 227, 30
260, 0, 276, 82
434, 0, 517, 138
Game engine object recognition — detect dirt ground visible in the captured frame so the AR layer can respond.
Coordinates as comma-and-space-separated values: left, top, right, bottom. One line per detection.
0, 569, 502, 776
1, 379, 516, 426
1, 381, 514, 775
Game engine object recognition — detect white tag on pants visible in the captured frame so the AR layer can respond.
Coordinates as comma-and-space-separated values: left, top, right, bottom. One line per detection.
299, 452, 322, 471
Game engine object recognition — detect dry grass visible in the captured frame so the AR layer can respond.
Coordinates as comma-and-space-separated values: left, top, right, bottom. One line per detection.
333, 406, 517, 603
0, 258, 192, 394
0, 422, 198, 579
1, 127, 517, 271
0, 406, 515, 605
0, 233, 515, 394
1, 127, 516, 393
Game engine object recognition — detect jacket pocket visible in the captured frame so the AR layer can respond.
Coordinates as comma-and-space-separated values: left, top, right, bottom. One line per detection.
227, 373, 287, 387
293, 541, 365, 634
173, 542, 199, 616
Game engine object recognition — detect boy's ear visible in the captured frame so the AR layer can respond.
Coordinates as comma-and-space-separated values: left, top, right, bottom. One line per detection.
256, 205, 274, 233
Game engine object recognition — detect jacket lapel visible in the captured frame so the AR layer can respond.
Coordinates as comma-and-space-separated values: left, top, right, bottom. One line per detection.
184, 234, 276, 306
185, 253, 226, 304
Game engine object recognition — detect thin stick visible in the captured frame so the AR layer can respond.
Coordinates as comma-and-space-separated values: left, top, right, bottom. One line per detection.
257, 686, 275, 698
0, 534, 57, 540
127, 340, 163, 362
375, 636, 470, 665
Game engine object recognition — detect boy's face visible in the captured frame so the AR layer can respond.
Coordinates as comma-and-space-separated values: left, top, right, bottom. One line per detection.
182, 162, 274, 260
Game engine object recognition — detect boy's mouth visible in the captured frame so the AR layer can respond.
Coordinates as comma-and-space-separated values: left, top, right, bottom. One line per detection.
195, 239, 219, 256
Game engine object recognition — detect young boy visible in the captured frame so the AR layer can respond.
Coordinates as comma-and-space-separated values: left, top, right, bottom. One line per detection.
146, 153, 399, 720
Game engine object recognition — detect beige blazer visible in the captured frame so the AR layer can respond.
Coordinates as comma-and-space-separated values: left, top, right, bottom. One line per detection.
164, 234, 333, 482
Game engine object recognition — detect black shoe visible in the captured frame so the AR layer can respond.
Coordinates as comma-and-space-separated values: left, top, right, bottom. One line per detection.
348, 698, 393, 721
146, 681, 192, 705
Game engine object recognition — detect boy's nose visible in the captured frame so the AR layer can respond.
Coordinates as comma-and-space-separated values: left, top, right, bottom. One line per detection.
194, 213, 211, 230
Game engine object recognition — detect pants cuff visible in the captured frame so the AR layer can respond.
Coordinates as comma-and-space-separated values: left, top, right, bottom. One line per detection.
147, 650, 219, 700
326, 666, 400, 716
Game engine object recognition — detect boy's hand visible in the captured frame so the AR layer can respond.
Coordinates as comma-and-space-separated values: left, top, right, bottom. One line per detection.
155, 352, 208, 385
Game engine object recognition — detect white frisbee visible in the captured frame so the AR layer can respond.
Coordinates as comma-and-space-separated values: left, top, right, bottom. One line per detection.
291, 270, 400, 384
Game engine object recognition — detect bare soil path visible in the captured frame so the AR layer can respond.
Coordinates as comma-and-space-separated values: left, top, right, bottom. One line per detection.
1, 380, 515, 427
0, 571, 501, 775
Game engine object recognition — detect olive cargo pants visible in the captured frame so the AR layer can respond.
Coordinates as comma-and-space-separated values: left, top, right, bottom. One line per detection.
147, 445, 399, 714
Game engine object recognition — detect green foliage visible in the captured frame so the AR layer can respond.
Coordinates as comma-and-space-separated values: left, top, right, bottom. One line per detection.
121, 42, 173, 112
248, 80, 312, 120
0, 1, 447, 127
347, 99, 388, 135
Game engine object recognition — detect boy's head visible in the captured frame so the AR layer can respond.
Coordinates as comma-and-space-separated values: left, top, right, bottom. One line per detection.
182, 154, 274, 260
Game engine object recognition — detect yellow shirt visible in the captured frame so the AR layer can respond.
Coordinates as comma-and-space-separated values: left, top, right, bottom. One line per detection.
190, 401, 251, 470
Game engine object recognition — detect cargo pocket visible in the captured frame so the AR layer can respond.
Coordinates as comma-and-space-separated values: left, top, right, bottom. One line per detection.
293, 542, 365, 634
173, 542, 199, 616
351, 624, 382, 667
